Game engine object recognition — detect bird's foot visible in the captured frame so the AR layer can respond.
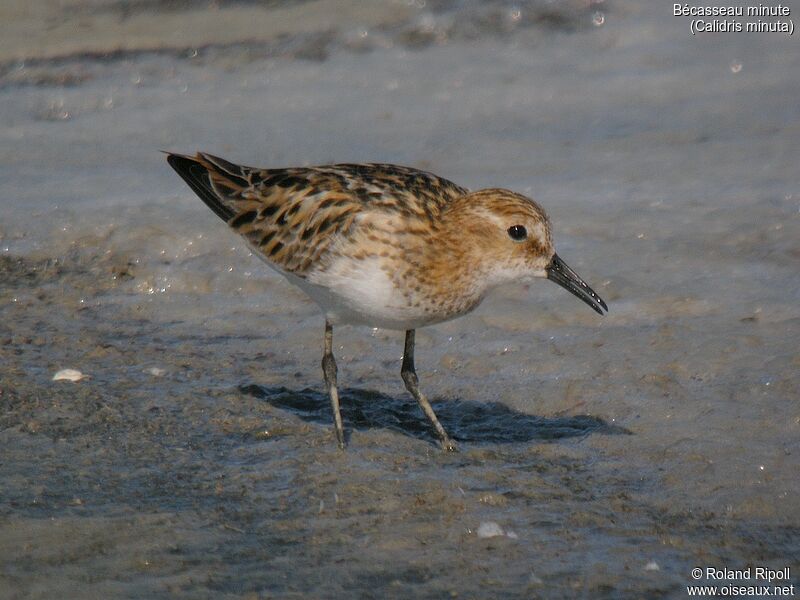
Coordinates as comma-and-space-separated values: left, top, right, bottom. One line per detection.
440, 437, 458, 452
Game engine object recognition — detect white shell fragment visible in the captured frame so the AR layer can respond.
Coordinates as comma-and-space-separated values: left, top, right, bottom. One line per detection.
644, 561, 660, 571
52, 369, 85, 382
476, 521, 505, 538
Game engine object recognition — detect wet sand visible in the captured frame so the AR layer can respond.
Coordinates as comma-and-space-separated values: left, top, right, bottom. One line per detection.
1, 1, 799, 598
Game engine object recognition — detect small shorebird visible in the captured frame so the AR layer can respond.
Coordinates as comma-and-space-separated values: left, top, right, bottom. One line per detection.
166, 153, 607, 451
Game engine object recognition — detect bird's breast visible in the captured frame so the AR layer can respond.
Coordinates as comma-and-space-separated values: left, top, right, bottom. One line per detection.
292, 253, 484, 330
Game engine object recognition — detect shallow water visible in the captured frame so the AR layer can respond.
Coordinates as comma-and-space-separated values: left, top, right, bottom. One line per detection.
1, 1, 799, 598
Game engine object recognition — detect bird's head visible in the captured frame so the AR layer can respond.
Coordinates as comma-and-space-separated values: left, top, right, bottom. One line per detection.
443, 189, 607, 315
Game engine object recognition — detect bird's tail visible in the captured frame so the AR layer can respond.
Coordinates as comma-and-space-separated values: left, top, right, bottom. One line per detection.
165, 152, 252, 222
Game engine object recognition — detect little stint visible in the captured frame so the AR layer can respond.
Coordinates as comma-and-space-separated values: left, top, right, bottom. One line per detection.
167, 152, 607, 450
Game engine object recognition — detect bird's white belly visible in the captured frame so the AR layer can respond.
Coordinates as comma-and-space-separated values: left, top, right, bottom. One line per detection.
283, 257, 443, 330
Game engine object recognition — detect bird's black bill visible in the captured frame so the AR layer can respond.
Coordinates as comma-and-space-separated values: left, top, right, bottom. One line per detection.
546, 254, 608, 315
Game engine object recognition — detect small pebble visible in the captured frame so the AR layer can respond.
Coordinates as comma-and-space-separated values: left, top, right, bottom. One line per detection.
52, 368, 85, 382
146, 367, 167, 377
644, 560, 660, 571
477, 521, 505, 538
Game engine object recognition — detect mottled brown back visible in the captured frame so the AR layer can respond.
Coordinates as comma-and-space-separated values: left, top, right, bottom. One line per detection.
167, 153, 467, 276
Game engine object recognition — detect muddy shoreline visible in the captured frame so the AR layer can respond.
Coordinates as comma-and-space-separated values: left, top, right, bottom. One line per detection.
2, 1, 799, 598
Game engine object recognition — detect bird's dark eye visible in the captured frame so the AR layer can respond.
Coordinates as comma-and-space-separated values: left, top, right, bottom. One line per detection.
507, 225, 527, 241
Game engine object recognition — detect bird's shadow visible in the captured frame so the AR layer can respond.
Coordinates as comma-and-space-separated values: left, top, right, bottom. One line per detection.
239, 384, 631, 445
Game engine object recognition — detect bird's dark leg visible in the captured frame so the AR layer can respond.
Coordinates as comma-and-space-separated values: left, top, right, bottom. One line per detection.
401, 329, 457, 451
322, 320, 345, 449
